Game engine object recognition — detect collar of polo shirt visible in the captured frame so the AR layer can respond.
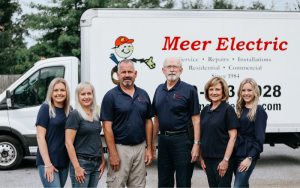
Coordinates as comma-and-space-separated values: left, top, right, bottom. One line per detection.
116, 82, 138, 96
162, 78, 182, 91
208, 101, 226, 112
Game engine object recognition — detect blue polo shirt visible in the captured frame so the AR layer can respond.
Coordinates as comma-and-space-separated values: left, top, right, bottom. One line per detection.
152, 79, 200, 132
100, 83, 153, 145
200, 102, 240, 158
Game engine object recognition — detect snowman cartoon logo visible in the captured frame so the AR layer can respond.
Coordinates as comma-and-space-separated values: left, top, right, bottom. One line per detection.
109, 36, 156, 85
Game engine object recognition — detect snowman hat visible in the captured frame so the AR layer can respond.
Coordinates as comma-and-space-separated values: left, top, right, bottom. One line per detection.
113, 36, 134, 49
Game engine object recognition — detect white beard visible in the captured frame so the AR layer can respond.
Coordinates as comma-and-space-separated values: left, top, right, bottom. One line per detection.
166, 72, 180, 81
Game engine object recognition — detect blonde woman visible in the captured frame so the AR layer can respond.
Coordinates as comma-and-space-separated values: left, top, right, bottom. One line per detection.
65, 82, 105, 188
234, 78, 267, 188
200, 77, 239, 188
36, 78, 71, 187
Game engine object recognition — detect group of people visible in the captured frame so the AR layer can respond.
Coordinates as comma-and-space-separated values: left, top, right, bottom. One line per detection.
36, 56, 267, 188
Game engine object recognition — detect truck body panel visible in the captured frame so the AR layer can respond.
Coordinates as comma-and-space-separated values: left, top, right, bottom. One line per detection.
80, 9, 300, 133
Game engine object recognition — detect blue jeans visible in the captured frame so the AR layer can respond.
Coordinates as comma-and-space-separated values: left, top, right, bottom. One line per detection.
38, 165, 69, 188
233, 157, 257, 188
69, 158, 101, 188
157, 133, 194, 187
203, 158, 234, 188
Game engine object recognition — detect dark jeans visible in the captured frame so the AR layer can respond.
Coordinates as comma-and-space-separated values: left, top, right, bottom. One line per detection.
69, 158, 101, 188
157, 133, 194, 188
38, 165, 69, 188
203, 157, 234, 188
233, 157, 257, 188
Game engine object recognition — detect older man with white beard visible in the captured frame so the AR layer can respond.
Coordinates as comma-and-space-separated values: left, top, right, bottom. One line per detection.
152, 57, 201, 187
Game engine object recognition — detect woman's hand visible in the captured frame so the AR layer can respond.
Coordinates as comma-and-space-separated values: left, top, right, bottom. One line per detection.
238, 158, 252, 172
98, 158, 105, 180
200, 157, 207, 175
217, 159, 228, 177
75, 166, 87, 183
44, 165, 58, 182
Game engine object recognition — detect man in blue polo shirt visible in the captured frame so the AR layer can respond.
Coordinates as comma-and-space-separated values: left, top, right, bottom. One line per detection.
100, 59, 153, 188
152, 57, 201, 187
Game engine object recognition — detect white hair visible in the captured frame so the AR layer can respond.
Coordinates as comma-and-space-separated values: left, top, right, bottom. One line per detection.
118, 59, 135, 73
163, 57, 182, 68
75, 82, 99, 121
45, 77, 71, 118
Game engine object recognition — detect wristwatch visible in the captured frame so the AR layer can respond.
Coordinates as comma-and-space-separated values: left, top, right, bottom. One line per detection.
248, 157, 253, 161
194, 141, 201, 146
224, 157, 229, 162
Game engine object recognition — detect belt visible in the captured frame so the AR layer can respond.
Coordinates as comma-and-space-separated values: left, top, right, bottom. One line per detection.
77, 156, 102, 162
161, 129, 187, 136
115, 140, 144, 146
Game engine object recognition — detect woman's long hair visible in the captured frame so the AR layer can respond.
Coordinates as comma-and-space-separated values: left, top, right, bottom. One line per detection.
75, 82, 99, 121
236, 78, 260, 122
45, 78, 71, 118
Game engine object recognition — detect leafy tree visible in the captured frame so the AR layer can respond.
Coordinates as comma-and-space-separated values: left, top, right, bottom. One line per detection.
22, 0, 167, 68
0, 0, 28, 74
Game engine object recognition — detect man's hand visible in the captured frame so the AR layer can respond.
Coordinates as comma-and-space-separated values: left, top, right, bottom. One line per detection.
145, 149, 153, 167
145, 57, 156, 69
191, 144, 200, 163
110, 154, 120, 172
152, 141, 157, 160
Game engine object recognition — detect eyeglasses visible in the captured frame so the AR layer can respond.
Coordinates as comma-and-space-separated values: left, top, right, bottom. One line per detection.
164, 66, 181, 70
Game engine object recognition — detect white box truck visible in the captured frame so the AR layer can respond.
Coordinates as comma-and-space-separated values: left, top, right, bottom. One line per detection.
0, 9, 300, 169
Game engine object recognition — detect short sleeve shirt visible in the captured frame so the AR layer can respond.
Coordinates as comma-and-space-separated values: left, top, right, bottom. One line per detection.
65, 110, 102, 158
152, 79, 200, 132
200, 102, 240, 158
100, 84, 153, 145
36, 104, 70, 167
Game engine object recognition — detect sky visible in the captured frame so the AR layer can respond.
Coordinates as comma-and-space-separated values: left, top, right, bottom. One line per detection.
19, 0, 299, 48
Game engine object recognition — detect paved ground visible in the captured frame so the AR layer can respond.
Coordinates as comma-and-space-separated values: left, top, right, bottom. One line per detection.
1, 144, 300, 187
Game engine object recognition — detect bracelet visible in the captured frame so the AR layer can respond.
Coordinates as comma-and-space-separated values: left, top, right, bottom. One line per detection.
44, 164, 53, 168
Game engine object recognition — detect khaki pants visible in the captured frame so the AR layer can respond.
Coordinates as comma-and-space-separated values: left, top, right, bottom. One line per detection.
106, 141, 146, 188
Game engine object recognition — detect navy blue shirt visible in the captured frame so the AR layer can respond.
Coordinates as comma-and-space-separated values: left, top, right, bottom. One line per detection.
100, 84, 153, 145
152, 79, 200, 132
65, 110, 102, 158
36, 104, 70, 167
235, 105, 267, 159
200, 102, 240, 158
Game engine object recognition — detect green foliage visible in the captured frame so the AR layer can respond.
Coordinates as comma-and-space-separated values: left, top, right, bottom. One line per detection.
248, 1, 265, 10
212, 0, 233, 9
24, 0, 104, 62
0, 0, 28, 74
162, 0, 175, 8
